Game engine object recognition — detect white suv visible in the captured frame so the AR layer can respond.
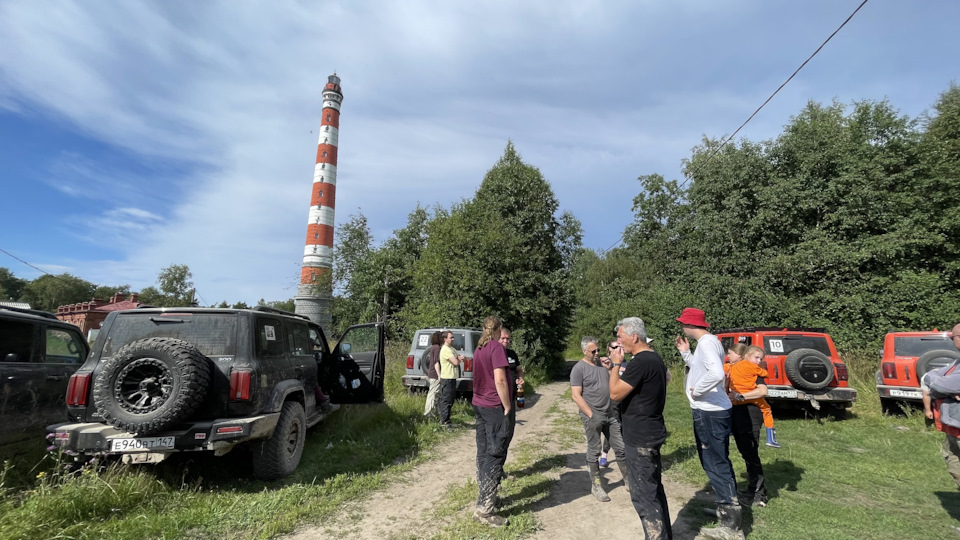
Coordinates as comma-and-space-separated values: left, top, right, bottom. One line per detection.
401, 327, 481, 394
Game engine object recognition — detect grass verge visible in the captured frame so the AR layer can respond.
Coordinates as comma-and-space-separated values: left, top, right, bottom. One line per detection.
658, 360, 960, 539
0, 340, 476, 539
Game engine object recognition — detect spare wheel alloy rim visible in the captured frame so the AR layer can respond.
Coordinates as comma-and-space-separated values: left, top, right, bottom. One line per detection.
114, 357, 174, 414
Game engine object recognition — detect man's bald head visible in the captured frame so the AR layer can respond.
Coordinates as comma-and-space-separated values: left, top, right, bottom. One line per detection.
952, 323, 960, 351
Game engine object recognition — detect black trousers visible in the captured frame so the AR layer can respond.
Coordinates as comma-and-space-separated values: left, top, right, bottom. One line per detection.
439, 378, 457, 425
731, 403, 767, 503
474, 404, 513, 513
624, 443, 672, 540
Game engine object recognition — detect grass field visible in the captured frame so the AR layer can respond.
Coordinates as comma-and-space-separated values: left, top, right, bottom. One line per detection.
1, 344, 958, 539
656, 349, 960, 539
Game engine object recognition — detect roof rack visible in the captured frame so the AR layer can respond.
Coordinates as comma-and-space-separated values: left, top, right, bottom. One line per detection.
715, 326, 828, 334
0, 305, 59, 320
252, 305, 309, 320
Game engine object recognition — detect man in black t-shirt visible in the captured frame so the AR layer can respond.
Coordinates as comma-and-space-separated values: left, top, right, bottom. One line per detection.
609, 317, 671, 540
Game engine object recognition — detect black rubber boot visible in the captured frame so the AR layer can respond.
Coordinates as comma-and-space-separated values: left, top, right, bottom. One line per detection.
699, 504, 744, 540
617, 461, 631, 493
588, 462, 610, 502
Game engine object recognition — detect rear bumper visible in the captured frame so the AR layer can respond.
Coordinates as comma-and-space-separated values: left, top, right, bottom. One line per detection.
402, 375, 473, 392
765, 385, 858, 406
46, 413, 280, 456
876, 384, 923, 402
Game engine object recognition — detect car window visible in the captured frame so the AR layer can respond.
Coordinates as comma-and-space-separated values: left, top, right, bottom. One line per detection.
894, 336, 954, 357
288, 323, 313, 356
413, 331, 433, 353
764, 335, 831, 356
103, 314, 238, 357
0, 319, 35, 362
310, 327, 329, 354
450, 332, 466, 351
257, 318, 285, 357
470, 332, 482, 353
45, 328, 85, 364
341, 325, 378, 354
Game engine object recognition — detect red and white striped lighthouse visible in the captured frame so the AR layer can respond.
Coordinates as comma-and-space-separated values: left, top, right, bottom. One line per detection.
295, 73, 342, 331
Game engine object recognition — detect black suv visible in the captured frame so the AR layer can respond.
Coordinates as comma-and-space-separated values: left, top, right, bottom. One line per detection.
0, 306, 89, 450
47, 306, 383, 479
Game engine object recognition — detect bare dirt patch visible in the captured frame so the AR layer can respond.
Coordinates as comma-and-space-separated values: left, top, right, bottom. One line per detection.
285, 381, 705, 539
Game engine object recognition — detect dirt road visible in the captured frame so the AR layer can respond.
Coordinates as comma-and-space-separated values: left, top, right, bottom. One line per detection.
285, 380, 707, 540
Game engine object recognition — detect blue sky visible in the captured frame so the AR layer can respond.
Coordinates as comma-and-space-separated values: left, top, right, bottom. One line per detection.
1, 1, 958, 305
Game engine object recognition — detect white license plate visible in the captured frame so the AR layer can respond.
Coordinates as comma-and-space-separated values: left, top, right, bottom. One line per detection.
889, 389, 922, 399
767, 389, 799, 398
109, 436, 175, 452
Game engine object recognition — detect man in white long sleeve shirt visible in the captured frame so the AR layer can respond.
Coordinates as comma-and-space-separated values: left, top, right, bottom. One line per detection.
674, 308, 744, 540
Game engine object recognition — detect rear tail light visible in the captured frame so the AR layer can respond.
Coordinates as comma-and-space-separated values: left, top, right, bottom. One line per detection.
881, 362, 896, 380
406, 355, 415, 369
229, 368, 252, 401
216, 426, 243, 434
463, 357, 473, 372
835, 363, 849, 382
66, 373, 91, 406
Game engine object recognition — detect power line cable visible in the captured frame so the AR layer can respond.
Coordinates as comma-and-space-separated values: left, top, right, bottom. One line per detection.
602, 0, 870, 254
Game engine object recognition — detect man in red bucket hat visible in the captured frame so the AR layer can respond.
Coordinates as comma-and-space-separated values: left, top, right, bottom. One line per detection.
674, 308, 744, 540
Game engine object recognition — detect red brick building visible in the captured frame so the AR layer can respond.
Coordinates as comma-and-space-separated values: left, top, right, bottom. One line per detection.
56, 293, 141, 336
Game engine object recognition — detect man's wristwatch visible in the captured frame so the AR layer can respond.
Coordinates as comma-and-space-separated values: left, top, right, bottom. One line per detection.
613, 363, 622, 367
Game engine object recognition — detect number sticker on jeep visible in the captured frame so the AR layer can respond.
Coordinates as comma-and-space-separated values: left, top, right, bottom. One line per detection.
418, 334, 430, 347
264, 325, 276, 340
768, 339, 784, 353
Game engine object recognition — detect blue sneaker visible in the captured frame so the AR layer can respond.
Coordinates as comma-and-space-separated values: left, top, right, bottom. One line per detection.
599, 452, 608, 467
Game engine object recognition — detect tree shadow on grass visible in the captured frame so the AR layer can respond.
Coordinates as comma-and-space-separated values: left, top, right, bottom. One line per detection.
764, 458, 804, 498
661, 443, 697, 471
936, 491, 960, 521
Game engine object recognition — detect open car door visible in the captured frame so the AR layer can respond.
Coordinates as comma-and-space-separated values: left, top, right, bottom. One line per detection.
329, 323, 385, 404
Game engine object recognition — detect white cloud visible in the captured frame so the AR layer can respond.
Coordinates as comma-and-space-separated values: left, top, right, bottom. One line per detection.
2, 0, 959, 303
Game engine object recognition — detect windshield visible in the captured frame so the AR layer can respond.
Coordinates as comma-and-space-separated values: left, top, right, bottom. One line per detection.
102, 313, 238, 357
894, 336, 953, 357
763, 335, 831, 356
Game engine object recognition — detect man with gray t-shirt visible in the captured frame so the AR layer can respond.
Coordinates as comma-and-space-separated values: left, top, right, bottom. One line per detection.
571, 336, 626, 502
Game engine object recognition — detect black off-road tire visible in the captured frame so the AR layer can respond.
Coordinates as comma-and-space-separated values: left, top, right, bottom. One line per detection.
252, 401, 306, 480
93, 337, 211, 435
784, 348, 834, 391
916, 349, 960, 380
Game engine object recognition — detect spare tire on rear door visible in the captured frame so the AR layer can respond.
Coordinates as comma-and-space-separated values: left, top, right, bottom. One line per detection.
784, 348, 835, 391
916, 349, 960, 380
93, 337, 212, 435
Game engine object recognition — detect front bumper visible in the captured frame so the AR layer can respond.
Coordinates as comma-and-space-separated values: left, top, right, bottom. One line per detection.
876, 384, 923, 402
47, 413, 281, 457
765, 385, 858, 406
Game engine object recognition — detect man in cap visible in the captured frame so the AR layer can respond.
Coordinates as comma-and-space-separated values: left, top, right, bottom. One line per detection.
922, 322, 960, 490
674, 308, 743, 540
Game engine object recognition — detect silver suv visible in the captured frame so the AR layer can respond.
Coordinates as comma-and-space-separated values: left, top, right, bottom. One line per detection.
401, 327, 481, 394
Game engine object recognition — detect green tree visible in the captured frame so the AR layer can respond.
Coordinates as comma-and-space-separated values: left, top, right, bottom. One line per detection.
137, 264, 195, 307
19, 274, 96, 312
0, 268, 27, 301
405, 142, 580, 374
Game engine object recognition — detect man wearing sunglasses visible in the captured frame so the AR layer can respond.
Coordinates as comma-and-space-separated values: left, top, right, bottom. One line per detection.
571, 336, 626, 502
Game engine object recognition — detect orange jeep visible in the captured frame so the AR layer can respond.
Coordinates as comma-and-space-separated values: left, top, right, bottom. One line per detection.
876, 330, 960, 412
715, 327, 857, 410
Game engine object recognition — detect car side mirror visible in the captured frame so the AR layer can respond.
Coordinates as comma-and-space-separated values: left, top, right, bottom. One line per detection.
4, 353, 19, 362
341, 343, 351, 354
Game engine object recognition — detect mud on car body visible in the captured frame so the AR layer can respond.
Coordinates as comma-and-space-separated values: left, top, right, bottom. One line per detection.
716, 327, 857, 411
47, 306, 384, 480
0, 306, 88, 451
876, 330, 959, 412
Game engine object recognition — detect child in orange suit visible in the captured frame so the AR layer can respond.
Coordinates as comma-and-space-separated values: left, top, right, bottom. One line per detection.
725, 345, 781, 448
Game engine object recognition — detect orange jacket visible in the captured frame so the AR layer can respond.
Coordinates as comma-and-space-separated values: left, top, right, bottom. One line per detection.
725, 361, 768, 394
